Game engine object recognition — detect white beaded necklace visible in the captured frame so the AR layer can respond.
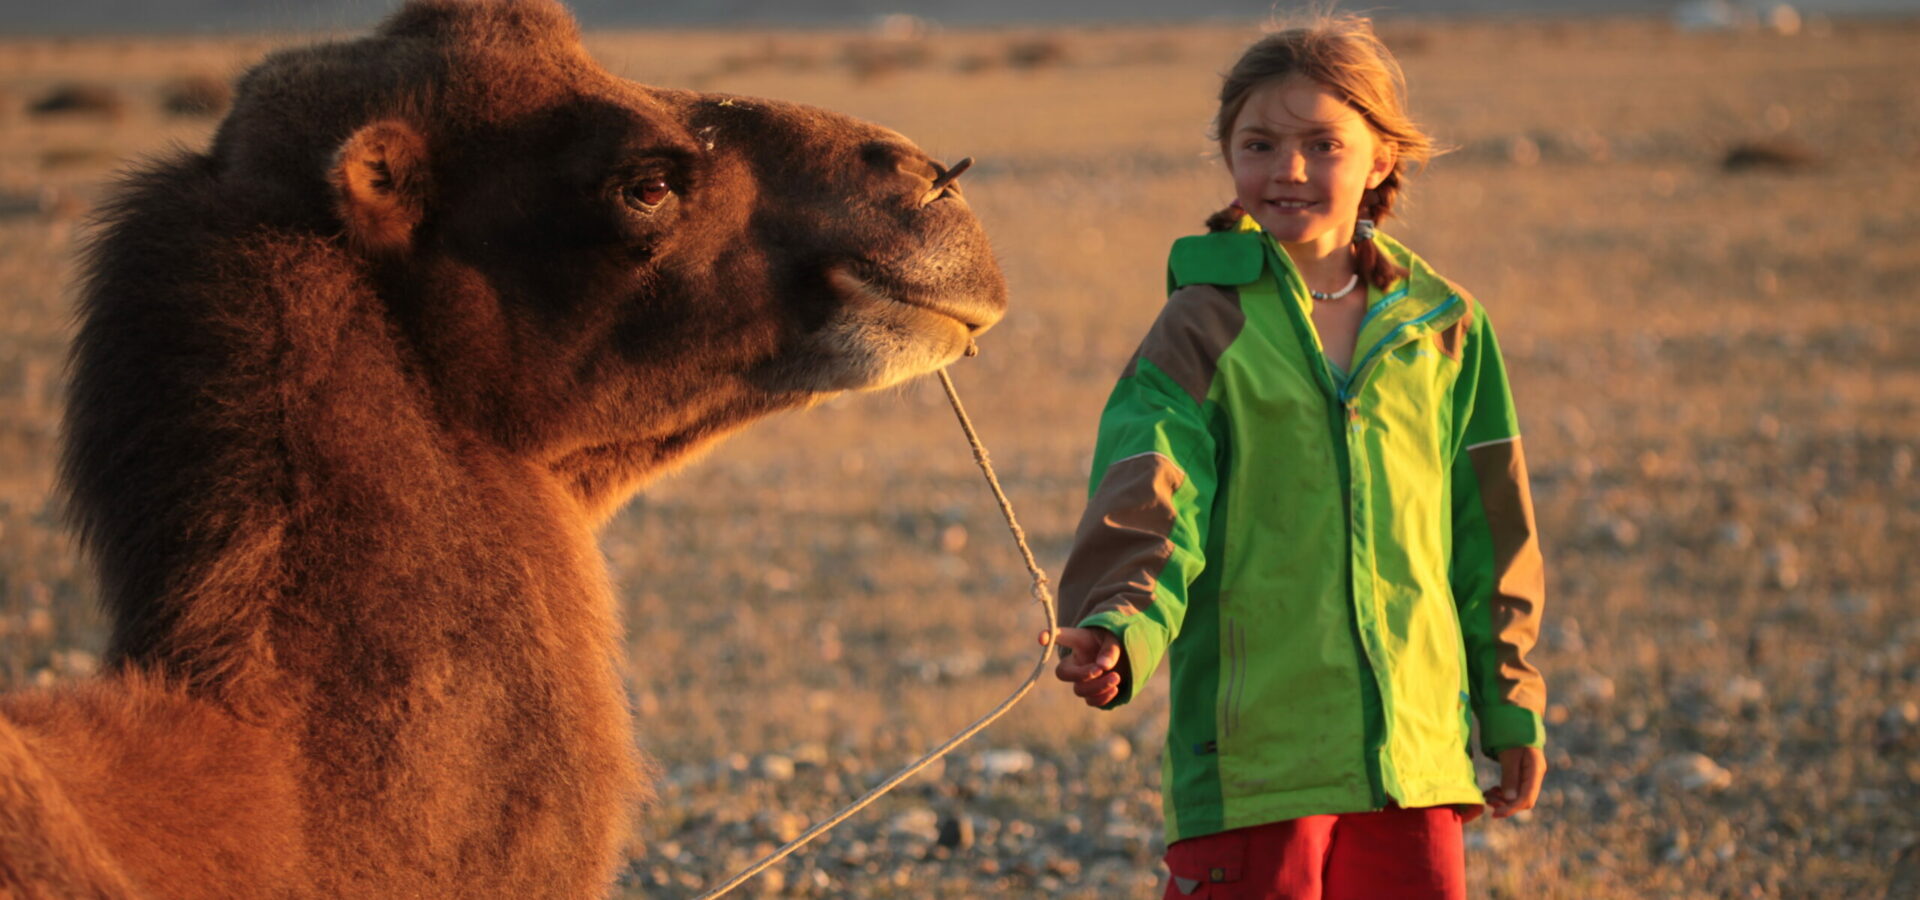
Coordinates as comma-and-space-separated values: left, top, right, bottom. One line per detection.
1310, 274, 1360, 301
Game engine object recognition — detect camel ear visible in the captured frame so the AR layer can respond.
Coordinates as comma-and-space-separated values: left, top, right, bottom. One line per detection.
330, 120, 430, 254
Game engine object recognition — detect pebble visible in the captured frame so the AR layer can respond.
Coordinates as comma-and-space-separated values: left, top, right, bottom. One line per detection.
1721, 675, 1767, 710
1766, 542, 1801, 590
1657, 752, 1734, 792
1572, 672, 1616, 706
939, 523, 968, 554
752, 810, 809, 843
1717, 520, 1753, 549
977, 748, 1035, 778
1878, 701, 1920, 749
937, 813, 974, 850
1604, 516, 1640, 549
886, 809, 940, 843
754, 754, 795, 782
788, 742, 830, 768
1097, 734, 1133, 762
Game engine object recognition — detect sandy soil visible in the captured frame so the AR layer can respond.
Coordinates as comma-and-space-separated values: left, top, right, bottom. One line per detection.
0, 15, 1916, 899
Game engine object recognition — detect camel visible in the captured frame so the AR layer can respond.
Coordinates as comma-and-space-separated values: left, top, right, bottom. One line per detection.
0, 1, 1006, 896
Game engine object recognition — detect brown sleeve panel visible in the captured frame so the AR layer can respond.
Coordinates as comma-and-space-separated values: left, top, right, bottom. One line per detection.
1468, 437, 1548, 714
1118, 285, 1245, 406
1057, 452, 1186, 627
1433, 291, 1475, 361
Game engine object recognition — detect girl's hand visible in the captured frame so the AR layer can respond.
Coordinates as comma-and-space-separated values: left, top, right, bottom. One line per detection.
1042, 627, 1126, 708
1485, 746, 1546, 818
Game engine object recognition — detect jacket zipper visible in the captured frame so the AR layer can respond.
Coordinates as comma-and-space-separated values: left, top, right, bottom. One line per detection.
1263, 243, 1390, 809
1339, 293, 1464, 404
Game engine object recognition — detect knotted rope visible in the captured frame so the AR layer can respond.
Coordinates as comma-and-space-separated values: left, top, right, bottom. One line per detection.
692, 362, 1058, 900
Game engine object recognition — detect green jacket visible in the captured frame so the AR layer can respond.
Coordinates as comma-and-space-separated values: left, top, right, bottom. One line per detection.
1059, 222, 1547, 843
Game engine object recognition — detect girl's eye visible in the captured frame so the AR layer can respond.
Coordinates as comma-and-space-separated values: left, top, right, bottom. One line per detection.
1313, 140, 1341, 153
1243, 140, 1272, 153
623, 177, 673, 209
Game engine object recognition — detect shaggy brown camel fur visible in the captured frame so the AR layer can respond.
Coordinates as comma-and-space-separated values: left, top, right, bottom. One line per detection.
0, 1, 1006, 896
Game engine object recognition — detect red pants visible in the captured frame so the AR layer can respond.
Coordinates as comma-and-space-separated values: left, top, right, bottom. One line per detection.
1162, 805, 1468, 899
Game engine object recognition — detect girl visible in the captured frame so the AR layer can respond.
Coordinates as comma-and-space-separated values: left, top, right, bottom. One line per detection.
1047, 15, 1548, 899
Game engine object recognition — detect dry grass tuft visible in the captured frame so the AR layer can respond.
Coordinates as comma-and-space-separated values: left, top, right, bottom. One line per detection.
1004, 36, 1070, 70
160, 74, 230, 116
1720, 138, 1818, 172
28, 82, 123, 117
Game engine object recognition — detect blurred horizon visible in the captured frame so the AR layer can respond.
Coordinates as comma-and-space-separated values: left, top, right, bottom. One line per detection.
3, 0, 1919, 35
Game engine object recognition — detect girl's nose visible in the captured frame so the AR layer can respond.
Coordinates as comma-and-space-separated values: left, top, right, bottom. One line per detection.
1278, 149, 1308, 182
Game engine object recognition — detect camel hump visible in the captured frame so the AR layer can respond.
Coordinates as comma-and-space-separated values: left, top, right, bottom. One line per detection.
0, 714, 142, 898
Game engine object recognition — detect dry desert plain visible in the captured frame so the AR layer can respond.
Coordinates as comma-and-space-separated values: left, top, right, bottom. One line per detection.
0, 14, 1917, 900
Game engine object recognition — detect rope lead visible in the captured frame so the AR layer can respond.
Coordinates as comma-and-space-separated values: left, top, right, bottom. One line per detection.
693, 366, 1058, 900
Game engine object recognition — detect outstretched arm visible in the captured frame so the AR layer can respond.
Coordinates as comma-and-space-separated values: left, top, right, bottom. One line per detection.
1053, 285, 1235, 709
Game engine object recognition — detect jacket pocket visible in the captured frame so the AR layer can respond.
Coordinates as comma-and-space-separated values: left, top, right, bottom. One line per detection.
1219, 613, 1247, 744
1164, 829, 1248, 898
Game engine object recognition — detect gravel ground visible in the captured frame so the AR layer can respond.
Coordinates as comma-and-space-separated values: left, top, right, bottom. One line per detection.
1, 15, 1916, 899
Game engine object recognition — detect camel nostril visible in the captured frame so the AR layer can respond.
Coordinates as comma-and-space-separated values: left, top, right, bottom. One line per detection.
920, 156, 974, 207
929, 157, 972, 193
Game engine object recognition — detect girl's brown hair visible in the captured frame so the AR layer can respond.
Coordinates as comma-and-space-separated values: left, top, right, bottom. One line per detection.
1207, 14, 1437, 290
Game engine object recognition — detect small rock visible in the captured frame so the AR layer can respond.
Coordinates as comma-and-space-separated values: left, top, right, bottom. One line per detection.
1656, 752, 1733, 792
1877, 701, 1920, 749
1556, 408, 1593, 447
1834, 592, 1876, 618
1657, 828, 1691, 864
1604, 516, 1639, 549
1097, 733, 1133, 762
1766, 542, 1801, 590
789, 741, 830, 768
1045, 855, 1082, 879
1553, 618, 1587, 654
887, 808, 940, 843
937, 813, 974, 850
1721, 675, 1767, 710
1572, 672, 1616, 706
939, 523, 968, 554
1716, 520, 1753, 549
754, 754, 795, 782
977, 748, 1035, 778
936, 649, 986, 680
51, 650, 98, 678
752, 810, 809, 843
1506, 135, 1541, 166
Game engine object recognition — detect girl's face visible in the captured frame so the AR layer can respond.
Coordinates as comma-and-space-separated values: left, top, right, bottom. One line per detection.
1226, 75, 1394, 257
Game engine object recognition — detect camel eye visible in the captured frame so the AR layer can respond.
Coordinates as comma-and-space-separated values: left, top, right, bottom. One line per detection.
623, 177, 673, 210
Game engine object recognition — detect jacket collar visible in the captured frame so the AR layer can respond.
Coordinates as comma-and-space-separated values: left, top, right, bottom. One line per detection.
1164, 219, 1470, 392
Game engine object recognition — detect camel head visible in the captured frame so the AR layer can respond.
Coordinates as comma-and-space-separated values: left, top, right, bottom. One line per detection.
199, 0, 1006, 513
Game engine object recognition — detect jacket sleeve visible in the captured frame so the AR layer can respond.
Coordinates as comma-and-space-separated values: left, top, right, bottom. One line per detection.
1446, 303, 1549, 758
1056, 285, 1236, 708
